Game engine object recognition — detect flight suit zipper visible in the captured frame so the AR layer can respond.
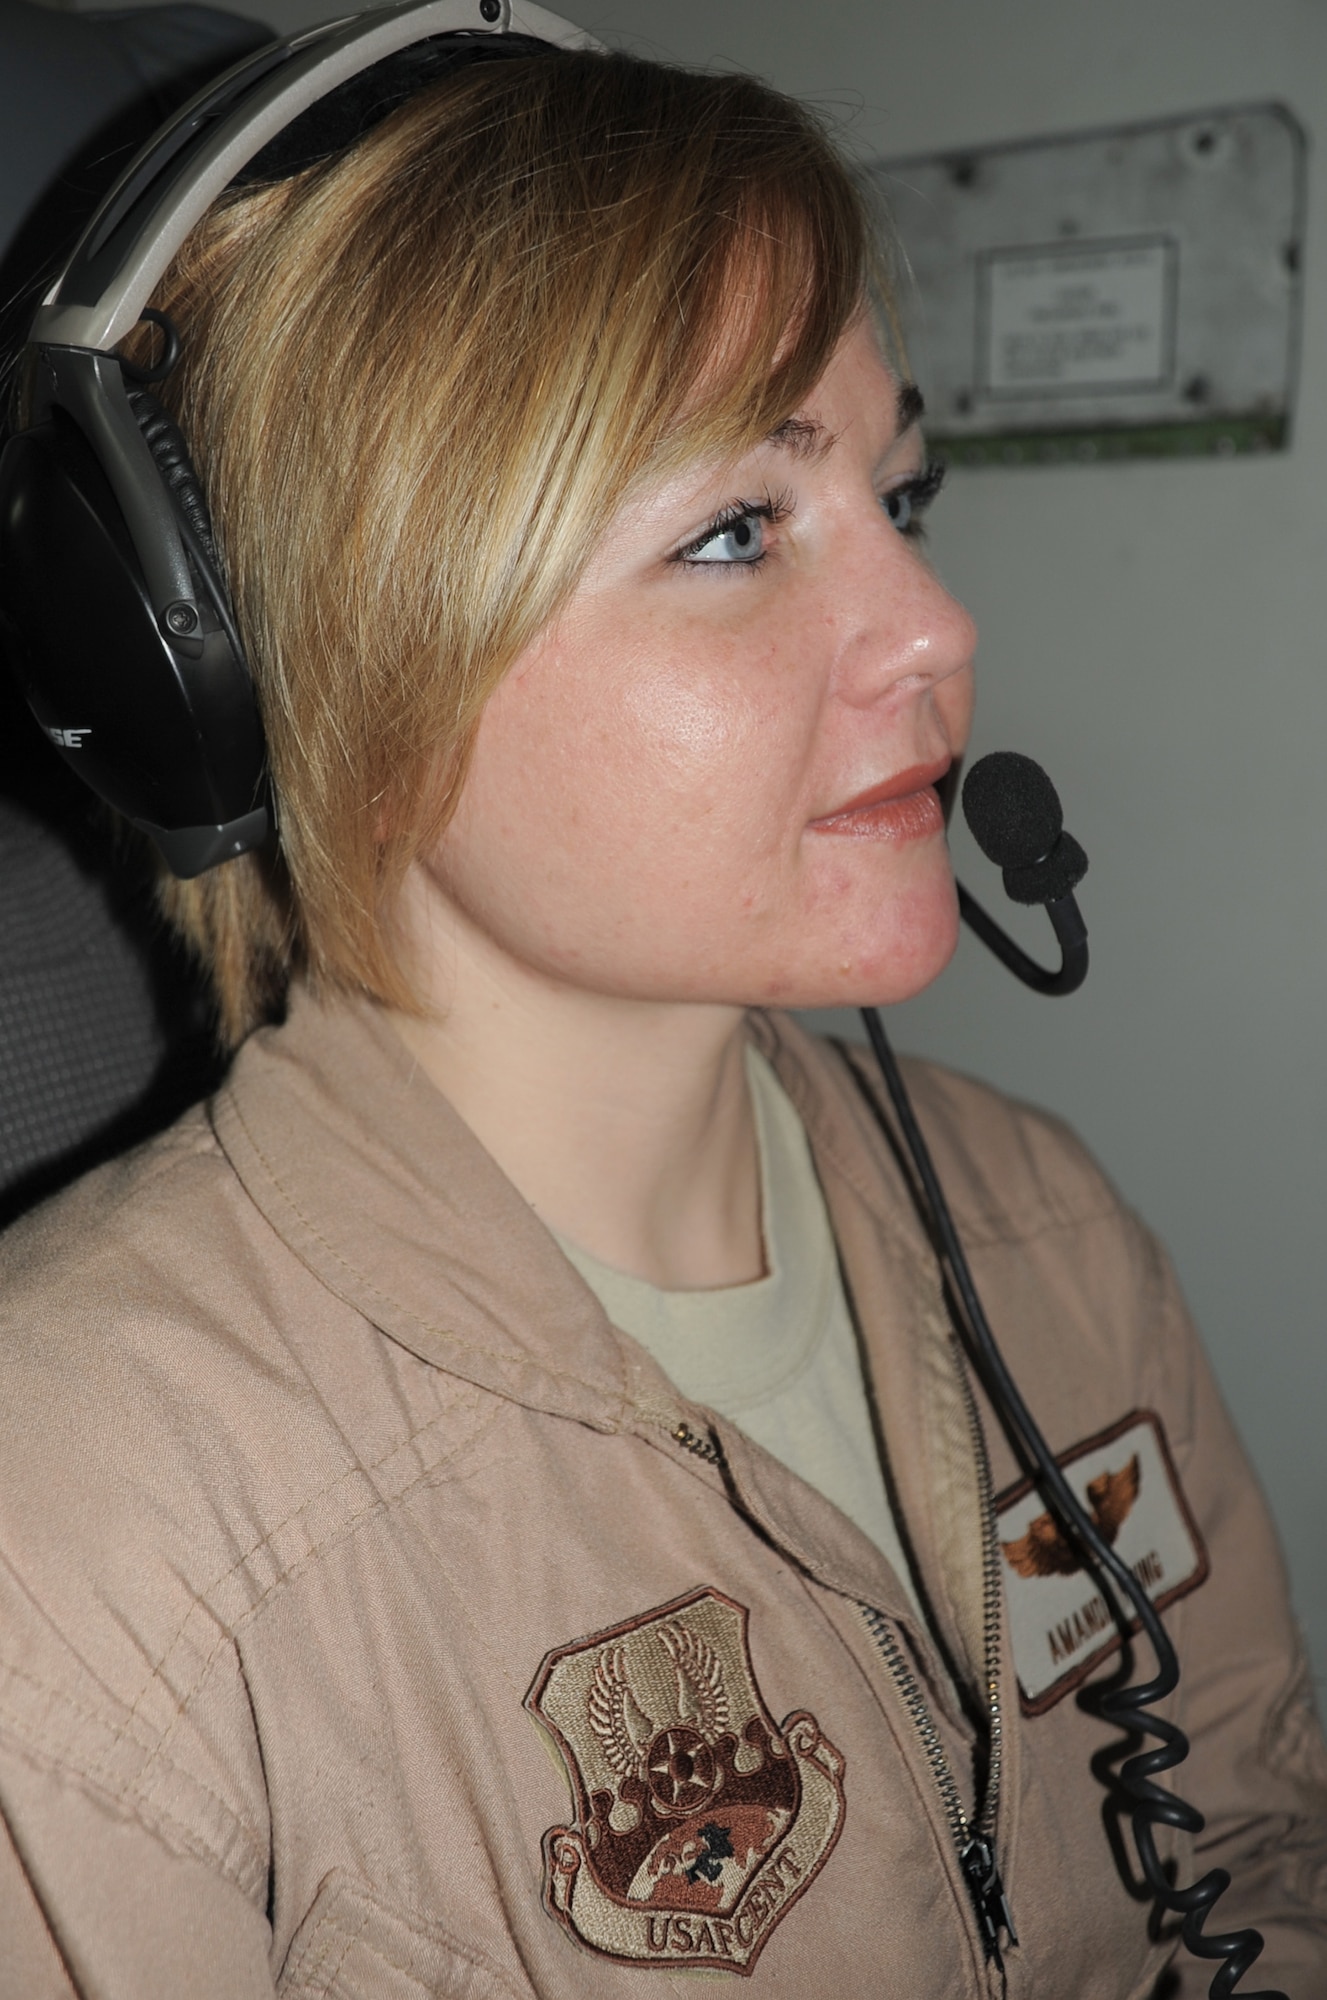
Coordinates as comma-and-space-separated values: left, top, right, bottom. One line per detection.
859, 1351, 1016, 1972
672, 1398, 1016, 1972
672, 1420, 725, 1466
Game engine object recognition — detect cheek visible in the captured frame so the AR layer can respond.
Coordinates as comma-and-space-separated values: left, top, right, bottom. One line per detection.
614, 643, 805, 840
429, 603, 852, 999
437, 628, 794, 911
620, 660, 743, 768
516, 606, 815, 862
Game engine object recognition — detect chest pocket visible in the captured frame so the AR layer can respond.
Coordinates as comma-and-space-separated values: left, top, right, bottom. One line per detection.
278, 1871, 532, 2000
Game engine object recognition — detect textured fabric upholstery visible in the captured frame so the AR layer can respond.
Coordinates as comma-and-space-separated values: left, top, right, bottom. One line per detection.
0, 801, 162, 1196
0, 675, 223, 1227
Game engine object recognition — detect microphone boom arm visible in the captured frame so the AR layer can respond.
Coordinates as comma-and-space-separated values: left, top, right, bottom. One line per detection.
957, 881, 1088, 997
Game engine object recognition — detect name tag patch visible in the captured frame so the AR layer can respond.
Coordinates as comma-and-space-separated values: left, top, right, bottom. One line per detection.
996, 1410, 1208, 1713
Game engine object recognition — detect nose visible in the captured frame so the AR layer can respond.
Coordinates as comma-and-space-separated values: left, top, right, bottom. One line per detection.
833, 518, 977, 711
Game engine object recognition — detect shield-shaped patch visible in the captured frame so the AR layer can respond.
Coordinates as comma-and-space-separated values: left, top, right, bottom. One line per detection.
525, 1587, 845, 1975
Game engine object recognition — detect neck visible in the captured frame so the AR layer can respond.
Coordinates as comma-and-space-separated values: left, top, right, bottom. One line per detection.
388, 870, 763, 1290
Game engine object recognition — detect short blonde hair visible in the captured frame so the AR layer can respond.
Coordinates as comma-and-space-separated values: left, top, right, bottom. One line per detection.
125, 43, 875, 1045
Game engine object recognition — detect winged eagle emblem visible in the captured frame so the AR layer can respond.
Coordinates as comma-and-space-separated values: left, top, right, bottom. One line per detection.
587, 1622, 730, 1782
660, 1620, 729, 1741
588, 1646, 655, 1781
1001, 1453, 1141, 1580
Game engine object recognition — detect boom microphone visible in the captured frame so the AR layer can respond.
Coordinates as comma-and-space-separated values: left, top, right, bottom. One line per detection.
962, 750, 1088, 907
955, 751, 1089, 996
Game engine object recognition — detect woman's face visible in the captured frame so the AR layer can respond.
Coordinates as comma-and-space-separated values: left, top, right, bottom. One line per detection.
425, 318, 976, 1011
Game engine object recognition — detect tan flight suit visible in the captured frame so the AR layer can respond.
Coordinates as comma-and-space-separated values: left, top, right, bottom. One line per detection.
0, 993, 1322, 1997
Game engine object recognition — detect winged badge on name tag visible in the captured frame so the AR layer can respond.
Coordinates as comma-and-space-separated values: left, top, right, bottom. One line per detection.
995, 1409, 1209, 1713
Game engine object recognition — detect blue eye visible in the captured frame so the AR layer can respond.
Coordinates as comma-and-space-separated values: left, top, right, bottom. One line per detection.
678, 490, 792, 570
884, 487, 915, 532
685, 508, 770, 566
882, 460, 946, 538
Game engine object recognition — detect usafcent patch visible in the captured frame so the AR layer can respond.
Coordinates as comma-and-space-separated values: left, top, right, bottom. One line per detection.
525, 1587, 845, 1974
997, 1409, 1209, 1714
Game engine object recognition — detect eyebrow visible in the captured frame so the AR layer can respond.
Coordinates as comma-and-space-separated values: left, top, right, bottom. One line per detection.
765, 415, 832, 461
896, 381, 925, 433
764, 380, 926, 461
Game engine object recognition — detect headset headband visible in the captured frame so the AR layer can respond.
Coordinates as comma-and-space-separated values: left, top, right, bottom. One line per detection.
35, 0, 599, 355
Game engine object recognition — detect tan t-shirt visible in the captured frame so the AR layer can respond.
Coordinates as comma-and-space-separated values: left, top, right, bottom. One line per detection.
554, 1046, 927, 1629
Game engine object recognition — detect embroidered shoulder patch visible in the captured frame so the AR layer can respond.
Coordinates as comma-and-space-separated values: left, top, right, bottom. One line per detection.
524, 1587, 845, 1975
997, 1409, 1209, 1714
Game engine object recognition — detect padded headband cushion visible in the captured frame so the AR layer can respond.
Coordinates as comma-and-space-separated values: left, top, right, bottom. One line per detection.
234, 30, 565, 186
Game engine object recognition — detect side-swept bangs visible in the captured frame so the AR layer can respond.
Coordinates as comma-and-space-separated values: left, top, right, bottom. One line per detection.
126, 45, 879, 1043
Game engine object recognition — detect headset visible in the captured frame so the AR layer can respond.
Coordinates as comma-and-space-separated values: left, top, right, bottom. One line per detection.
0, 8, 1288, 1993
0, 0, 597, 877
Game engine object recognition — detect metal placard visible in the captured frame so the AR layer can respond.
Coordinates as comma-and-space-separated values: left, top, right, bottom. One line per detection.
867, 104, 1306, 465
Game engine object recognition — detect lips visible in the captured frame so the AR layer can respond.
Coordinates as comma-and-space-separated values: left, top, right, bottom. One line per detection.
809, 759, 951, 840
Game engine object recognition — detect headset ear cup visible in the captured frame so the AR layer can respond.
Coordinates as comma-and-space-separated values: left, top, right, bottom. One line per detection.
125, 386, 223, 580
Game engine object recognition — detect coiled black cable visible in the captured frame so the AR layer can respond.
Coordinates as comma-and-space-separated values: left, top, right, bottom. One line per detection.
858, 1004, 1286, 2000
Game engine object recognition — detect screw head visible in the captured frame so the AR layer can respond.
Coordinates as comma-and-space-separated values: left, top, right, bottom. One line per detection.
164, 602, 198, 636
479, 0, 501, 18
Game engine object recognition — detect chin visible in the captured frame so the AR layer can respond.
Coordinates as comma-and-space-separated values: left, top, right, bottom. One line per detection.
762, 879, 961, 1013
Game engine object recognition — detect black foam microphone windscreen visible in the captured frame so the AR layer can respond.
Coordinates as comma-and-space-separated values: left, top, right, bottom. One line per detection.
961, 751, 1063, 869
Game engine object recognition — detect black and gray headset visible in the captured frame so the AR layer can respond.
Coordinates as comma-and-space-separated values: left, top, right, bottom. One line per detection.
0, 0, 596, 878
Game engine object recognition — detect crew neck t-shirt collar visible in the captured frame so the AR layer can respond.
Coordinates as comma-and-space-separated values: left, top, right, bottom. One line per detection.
552, 1046, 929, 1633
553, 1046, 834, 1416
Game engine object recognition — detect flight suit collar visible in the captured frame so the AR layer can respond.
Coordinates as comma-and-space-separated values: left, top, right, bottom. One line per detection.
215, 985, 657, 1433
215, 989, 991, 1694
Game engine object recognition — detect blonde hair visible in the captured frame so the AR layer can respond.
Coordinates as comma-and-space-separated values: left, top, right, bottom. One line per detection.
123, 44, 875, 1044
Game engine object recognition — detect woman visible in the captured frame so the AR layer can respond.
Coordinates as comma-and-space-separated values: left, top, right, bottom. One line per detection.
0, 23, 1323, 1998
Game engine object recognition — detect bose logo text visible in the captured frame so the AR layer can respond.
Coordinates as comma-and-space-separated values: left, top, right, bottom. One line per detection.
45, 726, 91, 749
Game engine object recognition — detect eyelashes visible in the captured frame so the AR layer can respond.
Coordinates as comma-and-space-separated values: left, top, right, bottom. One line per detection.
887, 459, 946, 538
674, 460, 948, 574
676, 489, 794, 570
